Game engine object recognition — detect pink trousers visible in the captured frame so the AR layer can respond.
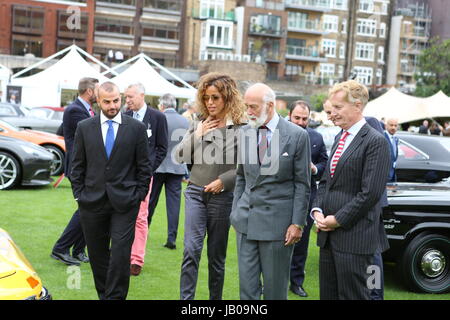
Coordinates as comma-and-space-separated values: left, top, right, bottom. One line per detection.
130, 178, 153, 267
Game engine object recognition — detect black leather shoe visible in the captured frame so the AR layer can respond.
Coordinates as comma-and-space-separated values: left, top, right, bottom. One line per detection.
73, 252, 89, 263
163, 242, 176, 250
290, 284, 308, 297
51, 251, 80, 266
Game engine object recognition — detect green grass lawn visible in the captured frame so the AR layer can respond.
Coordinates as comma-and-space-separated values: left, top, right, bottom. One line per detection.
0, 178, 449, 300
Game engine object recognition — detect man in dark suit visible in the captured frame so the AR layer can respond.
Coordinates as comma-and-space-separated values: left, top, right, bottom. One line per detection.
384, 118, 399, 183
288, 101, 328, 298
124, 83, 168, 276
148, 93, 189, 250
51, 77, 99, 266
71, 81, 152, 299
312, 80, 390, 300
418, 119, 430, 134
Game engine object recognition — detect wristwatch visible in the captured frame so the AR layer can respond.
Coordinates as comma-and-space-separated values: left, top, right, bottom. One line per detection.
293, 224, 304, 231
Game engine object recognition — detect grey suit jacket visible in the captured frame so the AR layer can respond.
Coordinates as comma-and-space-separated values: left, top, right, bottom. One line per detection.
156, 109, 189, 175
230, 117, 311, 241
313, 123, 390, 255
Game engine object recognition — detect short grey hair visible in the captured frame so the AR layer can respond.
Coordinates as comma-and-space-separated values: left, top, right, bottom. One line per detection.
126, 83, 146, 95
159, 93, 177, 110
262, 86, 276, 106
78, 77, 98, 95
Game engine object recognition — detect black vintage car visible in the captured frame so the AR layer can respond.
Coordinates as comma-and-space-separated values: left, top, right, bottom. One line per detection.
383, 182, 450, 293
0, 135, 54, 190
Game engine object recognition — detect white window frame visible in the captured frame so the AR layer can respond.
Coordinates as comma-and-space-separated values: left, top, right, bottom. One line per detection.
323, 15, 339, 33
322, 39, 337, 58
380, 22, 386, 38
339, 44, 345, 59
333, 0, 348, 10
200, 0, 225, 19
205, 20, 233, 49
359, 0, 374, 13
320, 63, 335, 77
376, 68, 383, 85
341, 18, 347, 34
356, 18, 377, 37
378, 46, 384, 63
354, 66, 373, 85
355, 42, 375, 61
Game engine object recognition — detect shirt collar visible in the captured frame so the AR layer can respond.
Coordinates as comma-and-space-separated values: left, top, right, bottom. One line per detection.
265, 112, 279, 132
346, 117, 366, 137
133, 103, 147, 120
100, 111, 122, 125
78, 97, 91, 113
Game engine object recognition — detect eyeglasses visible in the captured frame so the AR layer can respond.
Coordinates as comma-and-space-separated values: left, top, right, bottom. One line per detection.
202, 95, 221, 102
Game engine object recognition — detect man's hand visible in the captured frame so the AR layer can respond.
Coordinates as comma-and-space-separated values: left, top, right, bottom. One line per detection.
315, 214, 340, 232
204, 178, 224, 194
285, 224, 302, 246
310, 162, 317, 175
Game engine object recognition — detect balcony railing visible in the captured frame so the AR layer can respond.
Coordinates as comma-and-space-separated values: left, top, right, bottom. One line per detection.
244, 0, 285, 11
288, 19, 325, 34
285, 45, 326, 62
192, 8, 235, 21
284, 73, 340, 85
249, 23, 283, 37
285, 0, 332, 12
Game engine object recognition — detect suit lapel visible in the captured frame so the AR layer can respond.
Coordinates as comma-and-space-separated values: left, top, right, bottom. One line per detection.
330, 123, 370, 185
90, 115, 108, 160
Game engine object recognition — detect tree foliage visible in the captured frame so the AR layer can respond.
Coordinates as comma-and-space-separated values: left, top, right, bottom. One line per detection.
310, 92, 328, 112
415, 38, 450, 97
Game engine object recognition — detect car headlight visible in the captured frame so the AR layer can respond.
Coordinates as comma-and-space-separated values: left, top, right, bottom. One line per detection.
20, 145, 52, 158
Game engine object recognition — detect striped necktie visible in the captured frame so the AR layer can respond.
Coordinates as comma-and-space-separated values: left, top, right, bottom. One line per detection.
330, 131, 349, 178
258, 125, 269, 165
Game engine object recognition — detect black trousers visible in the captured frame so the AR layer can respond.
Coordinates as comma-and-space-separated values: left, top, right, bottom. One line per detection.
79, 199, 139, 300
148, 172, 184, 244
52, 208, 86, 256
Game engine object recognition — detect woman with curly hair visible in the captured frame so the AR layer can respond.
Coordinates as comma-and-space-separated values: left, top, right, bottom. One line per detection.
175, 72, 246, 300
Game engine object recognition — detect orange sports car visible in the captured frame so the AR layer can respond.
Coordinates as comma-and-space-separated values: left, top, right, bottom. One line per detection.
0, 119, 65, 176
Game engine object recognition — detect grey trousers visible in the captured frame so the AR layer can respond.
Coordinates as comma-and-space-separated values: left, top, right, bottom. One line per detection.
236, 231, 294, 300
180, 183, 233, 300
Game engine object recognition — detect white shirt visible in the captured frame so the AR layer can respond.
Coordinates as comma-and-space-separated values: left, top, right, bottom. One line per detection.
100, 112, 121, 146
329, 117, 367, 171
259, 112, 280, 145
133, 104, 147, 122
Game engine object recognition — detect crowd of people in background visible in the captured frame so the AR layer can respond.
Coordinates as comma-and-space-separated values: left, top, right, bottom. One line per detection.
45, 73, 450, 301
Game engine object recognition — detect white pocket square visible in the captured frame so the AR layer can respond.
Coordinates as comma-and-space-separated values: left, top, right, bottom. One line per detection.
282, 152, 289, 157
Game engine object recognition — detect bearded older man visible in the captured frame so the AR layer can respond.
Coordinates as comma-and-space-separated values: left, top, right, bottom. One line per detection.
230, 83, 311, 300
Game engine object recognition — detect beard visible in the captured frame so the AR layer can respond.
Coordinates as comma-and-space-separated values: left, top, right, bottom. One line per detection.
248, 105, 268, 129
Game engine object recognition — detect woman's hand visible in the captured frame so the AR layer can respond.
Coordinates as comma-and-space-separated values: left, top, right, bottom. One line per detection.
204, 179, 224, 194
195, 116, 221, 138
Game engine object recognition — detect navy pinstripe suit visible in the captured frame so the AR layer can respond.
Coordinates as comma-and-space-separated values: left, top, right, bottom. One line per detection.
313, 122, 390, 300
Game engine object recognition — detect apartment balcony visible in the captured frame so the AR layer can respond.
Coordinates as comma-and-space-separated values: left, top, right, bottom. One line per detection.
399, 66, 416, 76
285, 45, 326, 62
243, 0, 285, 11
249, 50, 283, 63
191, 8, 235, 22
284, 73, 340, 85
287, 19, 327, 35
285, 0, 332, 13
248, 23, 283, 38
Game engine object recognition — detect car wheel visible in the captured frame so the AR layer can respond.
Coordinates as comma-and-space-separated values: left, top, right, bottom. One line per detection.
42, 145, 64, 176
0, 151, 21, 190
400, 233, 450, 293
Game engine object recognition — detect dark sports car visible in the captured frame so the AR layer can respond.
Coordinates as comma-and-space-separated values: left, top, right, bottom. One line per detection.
383, 181, 450, 293
0, 135, 54, 190
0, 103, 61, 134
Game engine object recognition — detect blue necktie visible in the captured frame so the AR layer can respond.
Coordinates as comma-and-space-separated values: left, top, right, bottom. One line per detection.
105, 120, 115, 159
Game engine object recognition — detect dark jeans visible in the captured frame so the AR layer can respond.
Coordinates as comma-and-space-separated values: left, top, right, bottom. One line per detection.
180, 183, 233, 300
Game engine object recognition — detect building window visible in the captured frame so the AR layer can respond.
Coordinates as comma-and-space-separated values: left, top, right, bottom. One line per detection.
142, 24, 179, 40
200, 0, 224, 19
322, 39, 336, 58
285, 64, 302, 76
95, 18, 133, 35
320, 63, 335, 77
380, 22, 386, 38
249, 14, 282, 36
205, 21, 232, 48
359, 0, 374, 13
58, 10, 88, 39
376, 68, 383, 85
12, 6, 45, 35
355, 42, 374, 61
339, 44, 345, 59
354, 66, 373, 85
12, 35, 43, 57
250, 38, 280, 61
356, 19, 377, 37
288, 12, 312, 30
323, 15, 338, 33
338, 64, 344, 78
378, 46, 384, 62
144, 0, 182, 11
341, 18, 347, 33
333, 0, 348, 10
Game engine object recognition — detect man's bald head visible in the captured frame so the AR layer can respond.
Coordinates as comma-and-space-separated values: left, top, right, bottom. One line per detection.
386, 118, 399, 135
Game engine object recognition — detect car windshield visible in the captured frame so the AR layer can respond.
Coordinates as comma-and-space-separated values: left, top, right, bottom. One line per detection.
439, 137, 450, 153
29, 108, 52, 119
0, 104, 18, 116
0, 119, 20, 131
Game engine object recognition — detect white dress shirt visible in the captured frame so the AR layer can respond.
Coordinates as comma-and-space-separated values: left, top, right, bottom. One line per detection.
258, 112, 280, 145
132, 104, 147, 122
100, 112, 121, 146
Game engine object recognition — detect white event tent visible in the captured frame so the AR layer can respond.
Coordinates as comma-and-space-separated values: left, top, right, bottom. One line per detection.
0, 63, 12, 102
107, 53, 196, 100
10, 45, 113, 107
364, 87, 450, 123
